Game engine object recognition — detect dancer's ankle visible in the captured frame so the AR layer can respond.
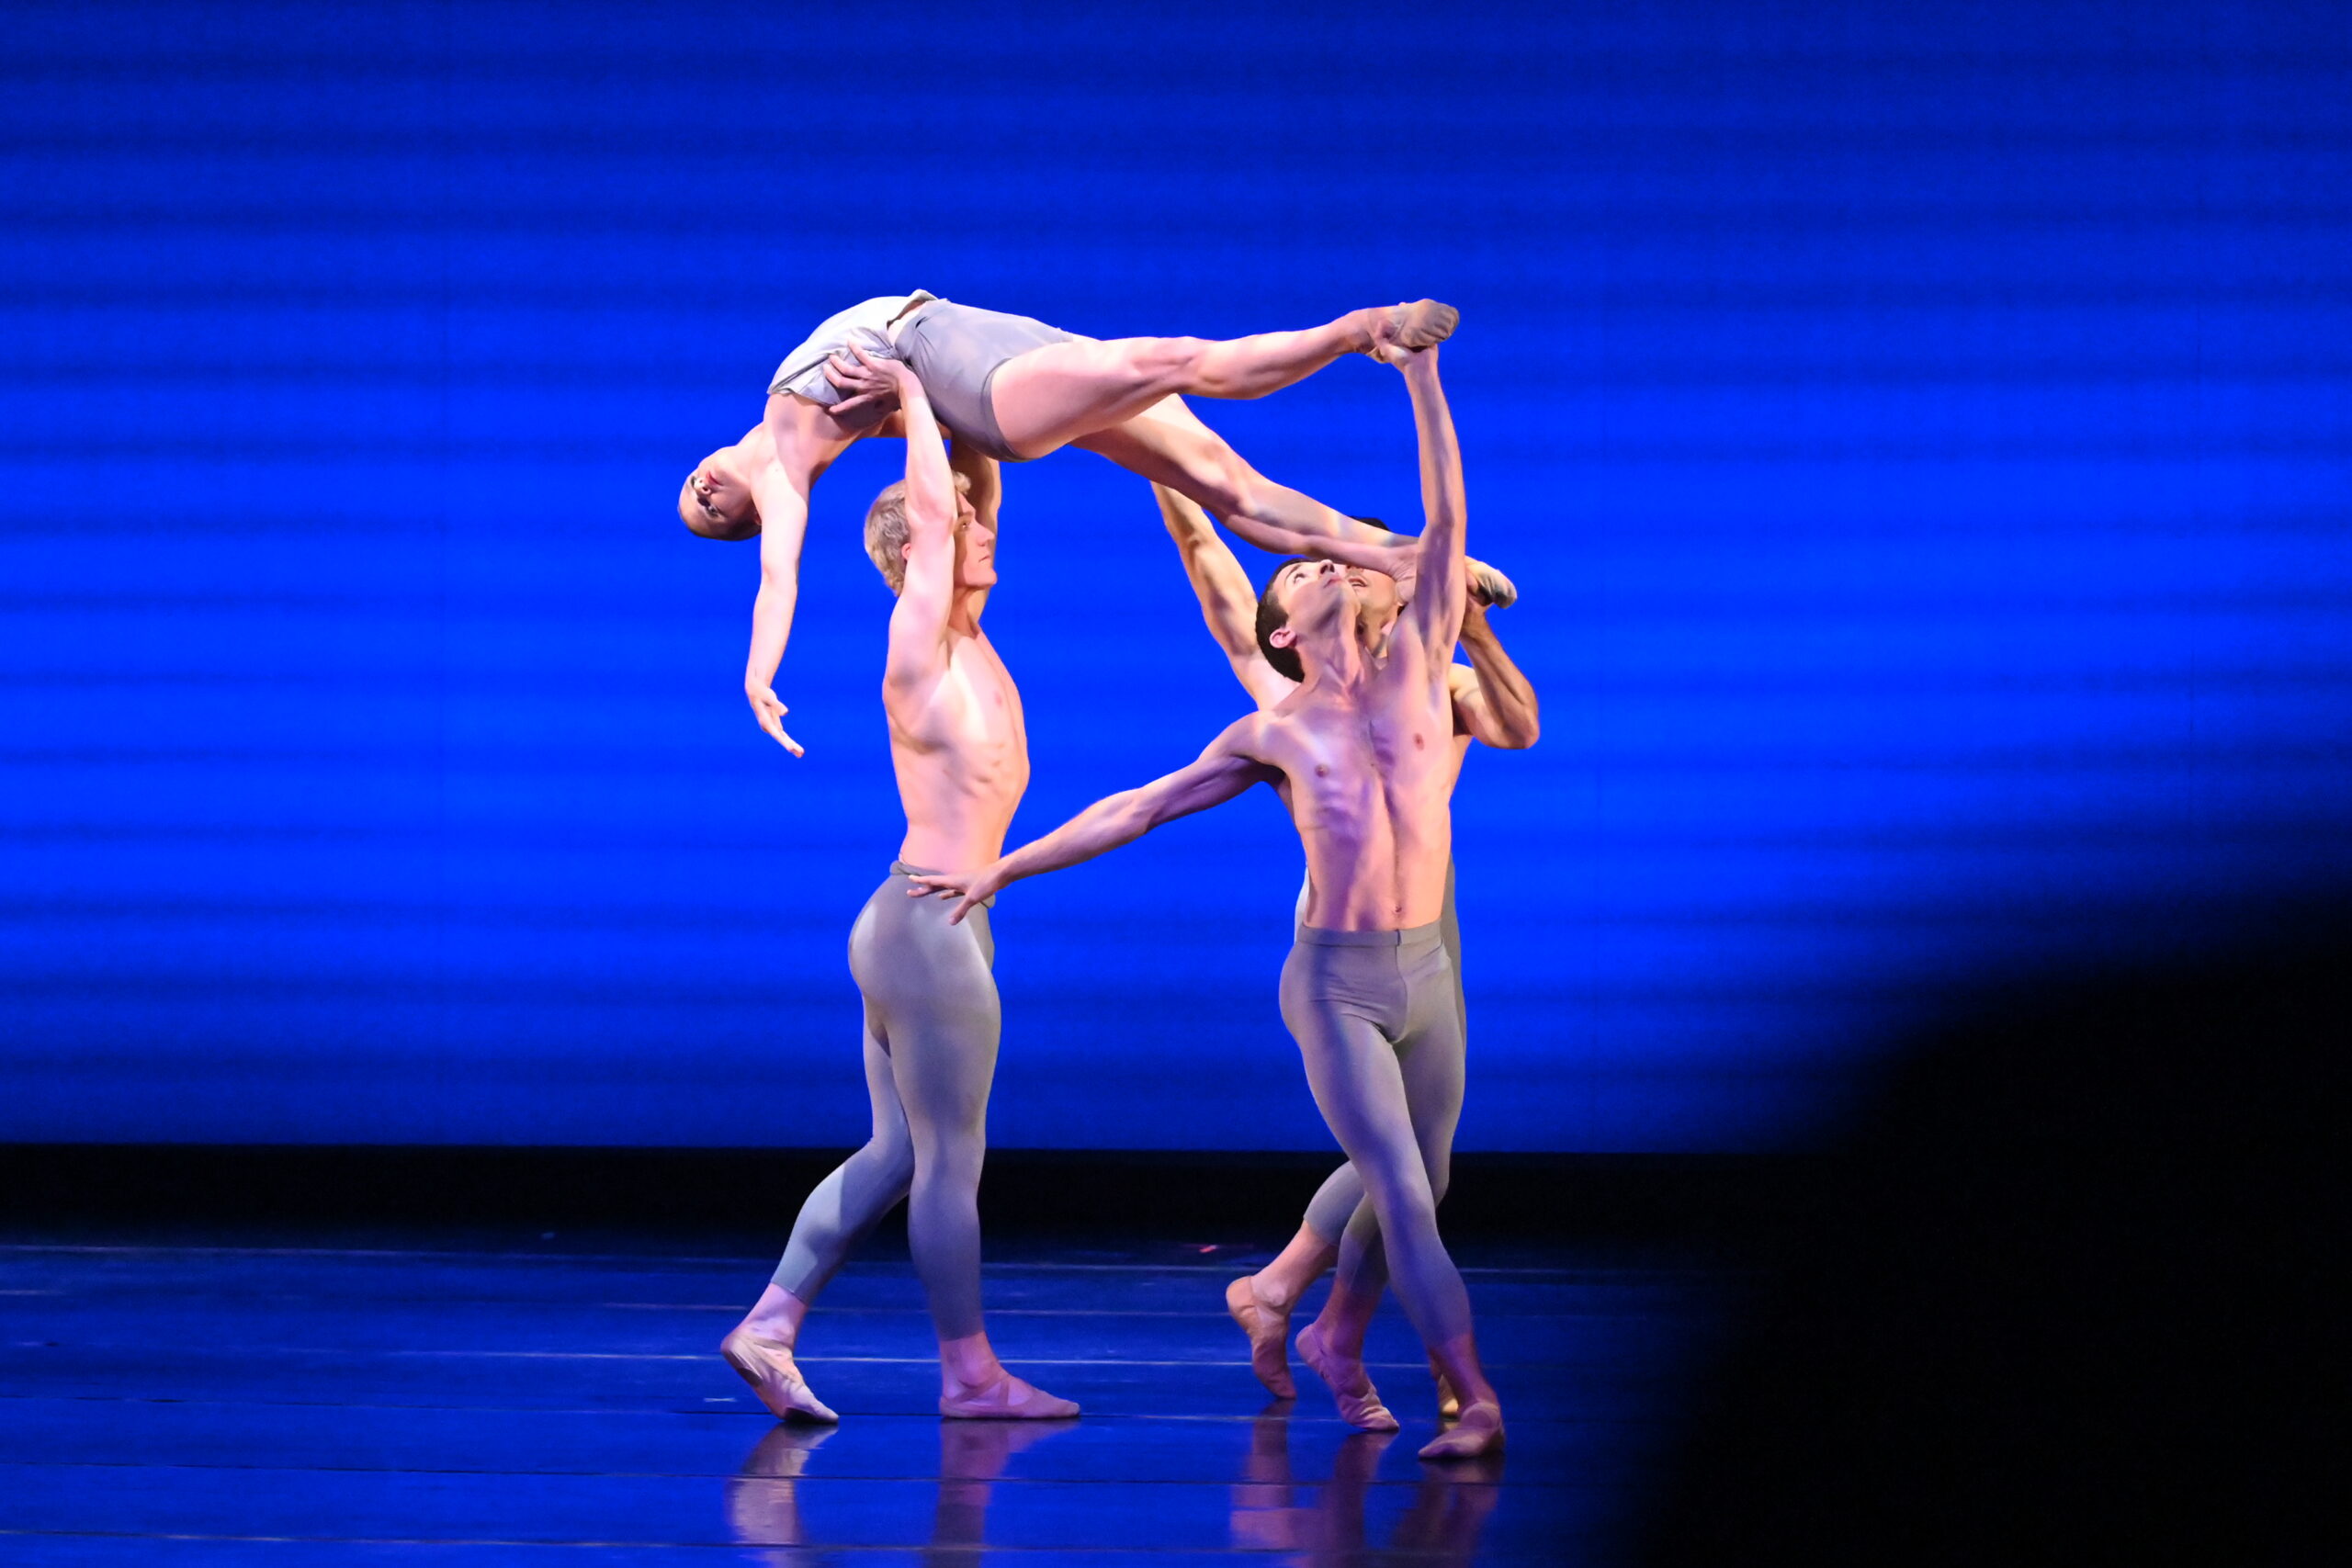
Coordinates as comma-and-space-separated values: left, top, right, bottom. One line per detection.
937, 1331, 1004, 1392
736, 1284, 811, 1347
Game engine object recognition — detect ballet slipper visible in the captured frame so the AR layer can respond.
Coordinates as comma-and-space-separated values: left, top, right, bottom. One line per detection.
1368, 299, 1460, 363
939, 1371, 1080, 1420
1226, 1276, 1297, 1399
1418, 1399, 1505, 1461
721, 1327, 840, 1424
1429, 1352, 1462, 1420
1295, 1320, 1399, 1432
1467, 558, 1518, 609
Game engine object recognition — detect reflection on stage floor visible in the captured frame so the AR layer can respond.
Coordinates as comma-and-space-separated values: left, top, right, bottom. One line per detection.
0, 1232, 1717, 1564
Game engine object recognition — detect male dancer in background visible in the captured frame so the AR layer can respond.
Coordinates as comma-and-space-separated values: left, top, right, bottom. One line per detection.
679, 292, 1505, 756
910, 344, 1504, 1459
719, 351, 1077, 1422
1151, 485, 1539, 1407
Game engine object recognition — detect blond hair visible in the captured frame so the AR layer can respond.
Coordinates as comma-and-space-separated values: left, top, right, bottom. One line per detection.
864, 480, 910, 592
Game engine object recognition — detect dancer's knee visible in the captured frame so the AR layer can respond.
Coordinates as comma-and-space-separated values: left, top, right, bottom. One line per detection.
865, 1135, 916, 1197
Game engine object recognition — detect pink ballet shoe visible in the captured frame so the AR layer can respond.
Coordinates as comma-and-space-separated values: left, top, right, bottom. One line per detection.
1418, 1400, 1505, 1461
1295, 1321, 1399, 1432
721, 1328, 840, 1424
1226, 1276, 1297, 1399
1368, 299, 1460, 363
939, 1371, 1080, 1420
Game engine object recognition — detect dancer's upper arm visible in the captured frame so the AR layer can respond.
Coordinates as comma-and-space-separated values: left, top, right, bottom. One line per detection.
1154, 484, 1293, 708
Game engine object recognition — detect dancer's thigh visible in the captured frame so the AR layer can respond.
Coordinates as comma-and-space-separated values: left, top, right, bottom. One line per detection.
1071, 397, 1259, 513
880, 982, 999, 1157
1397, 1001, 1466, 1201
1289, 1000, 1437, 1214
991, 338, 1193, 457
859, 1007, 913, 1156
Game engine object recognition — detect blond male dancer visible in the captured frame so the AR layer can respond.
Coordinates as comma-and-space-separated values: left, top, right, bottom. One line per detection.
1152, 486, 1539, 1405
910, 345, 1504, 1460
719, 352, 1076, 1422
679, 292, 1498, 757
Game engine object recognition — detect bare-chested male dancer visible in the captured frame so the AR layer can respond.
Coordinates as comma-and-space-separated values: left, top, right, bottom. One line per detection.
1152, 486, 1539, 1408
719, 352, 1077, 1423
910, 345, 1504, 1459
678, 292, 1497, 756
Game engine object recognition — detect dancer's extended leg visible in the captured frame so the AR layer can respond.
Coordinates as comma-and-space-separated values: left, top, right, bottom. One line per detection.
1227, 1164, 1354, 1399
989, 300, 1457, 457
1075, 394, 1393, 555
847, 875, 1079, 1420
724, 1003, 915, 1424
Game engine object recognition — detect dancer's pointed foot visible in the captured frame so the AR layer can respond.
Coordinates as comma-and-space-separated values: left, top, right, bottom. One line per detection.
1295, 1320, 1399, 1432
1367, 299, 1460, 363
1429, 1353, 1463, 1420
721, 1328, 840, 1424
1418, 1399, 1505, 1460
1226, 1276, 1297, 1399
939, 1371, 1080, 1420
1467, 557, 1518, 609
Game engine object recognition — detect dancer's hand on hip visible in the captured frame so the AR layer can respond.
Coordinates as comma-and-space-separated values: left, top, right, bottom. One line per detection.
745, 682, 803, 757
904, 868, 989, 925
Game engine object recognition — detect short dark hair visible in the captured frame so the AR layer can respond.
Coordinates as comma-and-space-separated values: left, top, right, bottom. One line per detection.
1351, 514, 1392, 533
1255, 558, 1315, 682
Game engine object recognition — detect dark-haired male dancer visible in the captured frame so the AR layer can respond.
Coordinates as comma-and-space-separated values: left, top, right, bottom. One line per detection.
1153, 485, 1539, 1407
678, 292, 1506, 756
719, 352, 1076, 1422
910, 344, 1504, 1459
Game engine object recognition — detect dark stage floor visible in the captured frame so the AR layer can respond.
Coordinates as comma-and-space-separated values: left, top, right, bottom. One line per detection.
0, 1229, 1716, 1564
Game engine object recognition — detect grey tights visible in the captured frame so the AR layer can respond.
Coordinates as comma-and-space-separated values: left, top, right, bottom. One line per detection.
1280, 924, 1473, 1349
772, 864, 998, 1341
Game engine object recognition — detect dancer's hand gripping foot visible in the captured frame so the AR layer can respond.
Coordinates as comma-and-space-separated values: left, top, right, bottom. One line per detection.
1226, 1275, 1297, 1399
940, 1370, 1080, 1420
1366, 299, 1461, 365
1295, 1320, 1399, 1432
721, 1326, 840, 1424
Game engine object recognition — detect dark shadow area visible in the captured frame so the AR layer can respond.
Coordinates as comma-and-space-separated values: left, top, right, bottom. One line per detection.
1639, 904, 2346, 1567
0, 1142, 1805, 1250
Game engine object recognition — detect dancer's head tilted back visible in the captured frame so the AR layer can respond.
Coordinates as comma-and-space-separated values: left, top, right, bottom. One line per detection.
865, 471, 987, 596
1255, 557, 1363, 681
680, 441, 762, 540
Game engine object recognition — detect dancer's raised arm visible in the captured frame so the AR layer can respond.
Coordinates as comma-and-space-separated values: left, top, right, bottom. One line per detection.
906, 718, 1277, 923
1396, 348, 1468, 664
851, 352, 966, 689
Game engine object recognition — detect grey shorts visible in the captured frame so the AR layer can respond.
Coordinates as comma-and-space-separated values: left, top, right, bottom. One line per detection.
897, 301, 1082, 462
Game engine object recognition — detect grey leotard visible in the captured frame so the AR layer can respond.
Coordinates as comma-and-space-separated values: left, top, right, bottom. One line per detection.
894, 301, 1085, 463
771, 863, 1000, 1340
1280, 922, 1475, 1350
768, 292, 937, 401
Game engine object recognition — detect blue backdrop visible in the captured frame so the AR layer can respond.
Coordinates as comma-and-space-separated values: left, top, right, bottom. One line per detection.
5, 1, 2348, 1150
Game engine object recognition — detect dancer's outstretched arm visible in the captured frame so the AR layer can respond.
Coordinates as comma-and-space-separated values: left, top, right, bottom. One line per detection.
1154, 485, 1295, 708
1452, 602, 1541, 749
905, 718, 1277, 923
743, 464, 814, 757
1397, 348, 1468, 664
